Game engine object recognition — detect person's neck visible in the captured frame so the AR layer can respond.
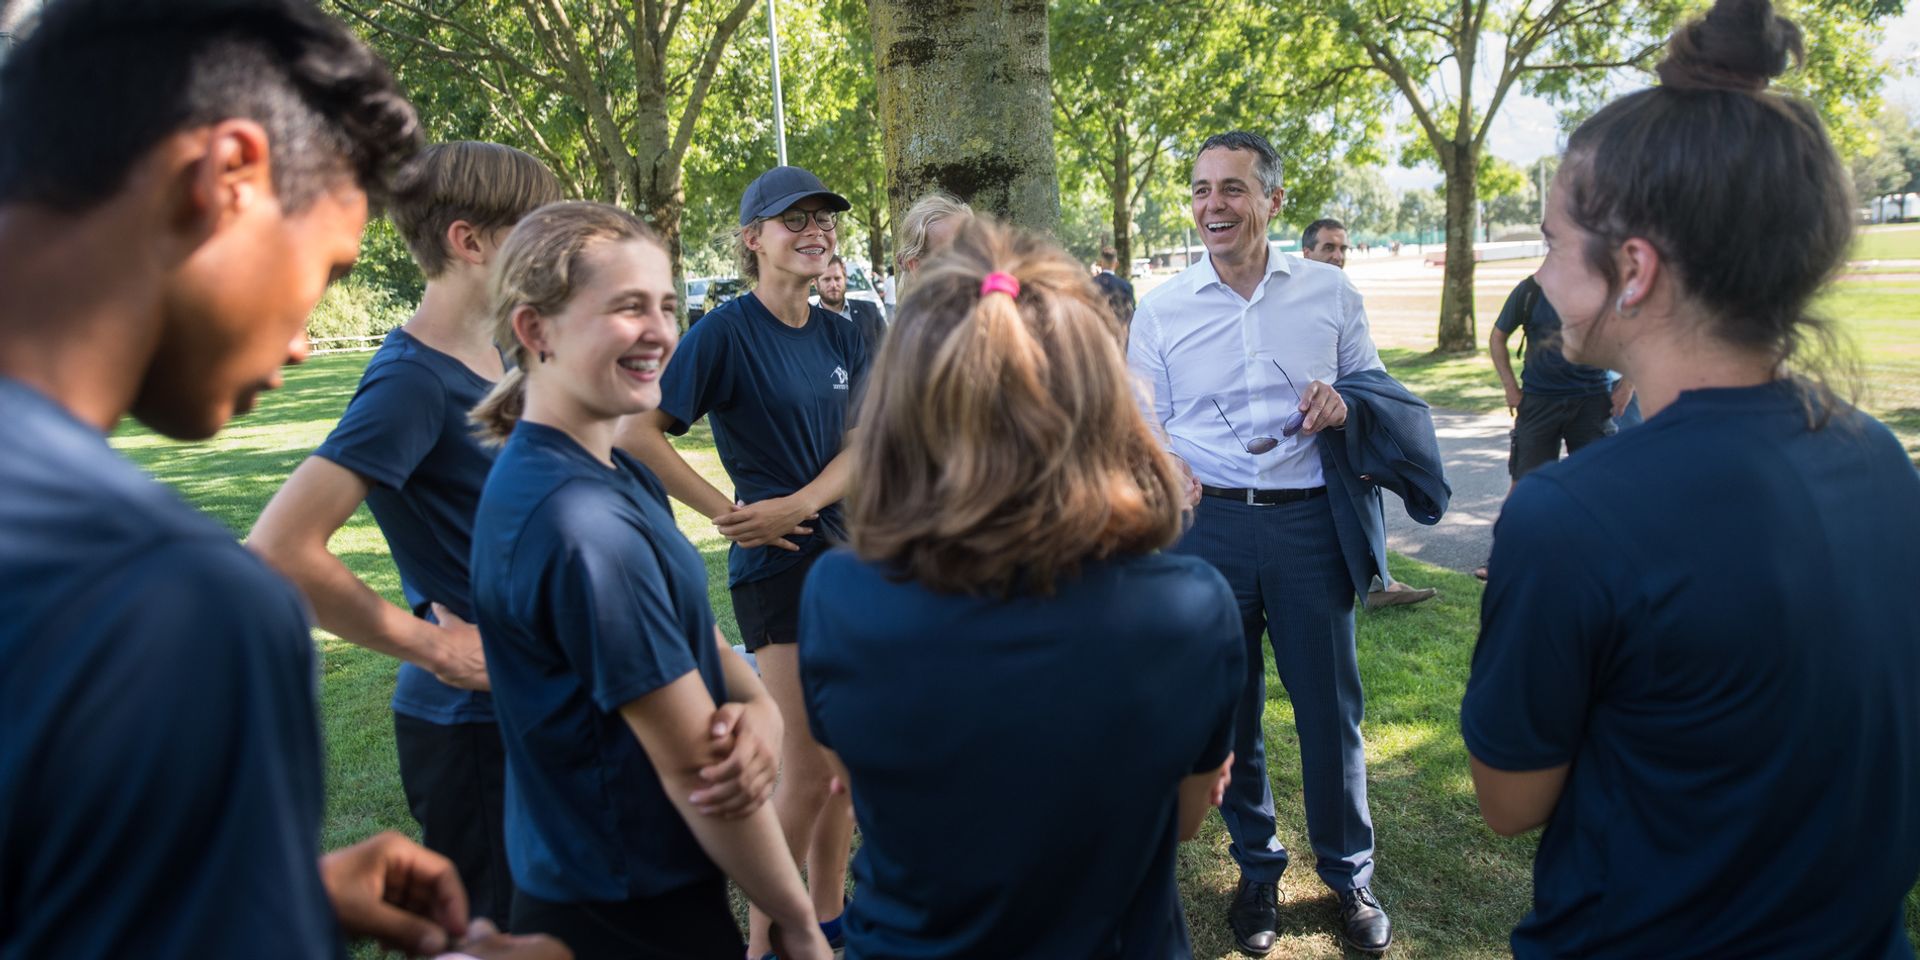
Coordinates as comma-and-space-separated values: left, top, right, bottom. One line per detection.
754, 270, 815, 328
1211, 241, 1270, 300
1612, 318, 1778, 418
0, 204, 164, 432
520, 382, 617, 467
821, 296, 847, 314
404, 276, 504, 379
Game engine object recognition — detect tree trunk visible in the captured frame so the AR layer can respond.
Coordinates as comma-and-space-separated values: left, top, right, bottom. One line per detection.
869, 0, 1061, 239
1437, 148, 1479, 353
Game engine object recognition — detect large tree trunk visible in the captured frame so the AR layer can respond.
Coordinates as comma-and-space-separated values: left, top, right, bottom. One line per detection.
1437, 148, 1479, 353
869, 0, 1061, 239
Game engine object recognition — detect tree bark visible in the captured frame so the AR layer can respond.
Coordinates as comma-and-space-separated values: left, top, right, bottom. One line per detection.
1438, 147, 1479, 352
868, 0, 1061, 240
1110, 115, 1131, 276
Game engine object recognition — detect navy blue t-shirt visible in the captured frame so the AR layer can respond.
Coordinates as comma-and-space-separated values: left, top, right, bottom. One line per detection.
800, 550, 1245, 959
313, 328, 495, 725
0, 378, 338, 959
469, 421, 728, 901
1462, 381, 1920, 958
656, 292, 868, 587
1494, 277, 1611, 397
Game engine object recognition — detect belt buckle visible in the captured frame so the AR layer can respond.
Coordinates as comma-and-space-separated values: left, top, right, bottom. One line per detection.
1245, 489, 1259, 505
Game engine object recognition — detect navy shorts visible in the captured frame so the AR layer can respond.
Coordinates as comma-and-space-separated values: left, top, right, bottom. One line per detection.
1510, 392, 1615, 480
731, 550, 823, 651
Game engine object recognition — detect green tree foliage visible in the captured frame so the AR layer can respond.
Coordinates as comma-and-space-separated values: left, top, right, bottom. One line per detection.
1301, 0, 1897, 350
1326, 167, 1399, 238
332, 0, 766, 301
1050, 0, 1391, 273
1851, 101, 1920, 209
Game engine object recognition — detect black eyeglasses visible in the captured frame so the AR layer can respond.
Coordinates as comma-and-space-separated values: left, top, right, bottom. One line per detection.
1209, 360, 1308, 455
769, 208, 838, 232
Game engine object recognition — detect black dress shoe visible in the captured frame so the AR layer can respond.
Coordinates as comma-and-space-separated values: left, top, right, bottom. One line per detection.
1339, 885, 1393, 954
1227, 876, 1280, 956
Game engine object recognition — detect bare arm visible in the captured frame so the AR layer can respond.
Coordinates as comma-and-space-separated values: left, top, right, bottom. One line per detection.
248, 457, 487, 690
1468, 756, 1569, 837
613, 410, 735, 520
1489, 327, 1521, 414
711, 428, 862, 550
618, 674, 828, 956
689, 629, 783, 818
1177, 753, 1233, 841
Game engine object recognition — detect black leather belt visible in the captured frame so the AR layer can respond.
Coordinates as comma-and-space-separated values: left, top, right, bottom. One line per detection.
1200, 484, 1327, 506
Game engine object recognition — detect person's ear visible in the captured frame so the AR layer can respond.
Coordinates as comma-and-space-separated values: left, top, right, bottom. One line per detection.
1267, 187, 1286, 221
1615, 238, 1662, 312
511, 305, 551, 360
445, 220, 489, 269
172, 119, 272, 237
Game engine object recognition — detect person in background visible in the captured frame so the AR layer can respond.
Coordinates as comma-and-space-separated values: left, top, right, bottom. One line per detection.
1475, 273, 1634, 580
467, 201, 829, 960
816, 253, 887, 358
1093, 245, 1138, 330
616, 166, 865, 960
803, 216, 1242, 958
894, 190, 972, 287
1300, 218, 1350, 270
0, 1, 562, 957
1462, 1, 1920, 955
1300, 215, 1438, 610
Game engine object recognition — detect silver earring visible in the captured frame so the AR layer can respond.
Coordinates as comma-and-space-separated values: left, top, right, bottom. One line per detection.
1616, 290, 1640, 319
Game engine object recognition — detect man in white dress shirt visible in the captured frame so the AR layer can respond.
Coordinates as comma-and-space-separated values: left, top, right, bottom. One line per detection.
1127, 131, 1392, 956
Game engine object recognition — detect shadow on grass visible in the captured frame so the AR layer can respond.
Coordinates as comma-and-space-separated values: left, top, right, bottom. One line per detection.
1379, 347, 1506, 416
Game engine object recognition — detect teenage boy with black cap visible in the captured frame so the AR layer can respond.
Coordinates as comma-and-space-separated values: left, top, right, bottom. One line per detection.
618, 164, 865, 959
0, 1, 562, 957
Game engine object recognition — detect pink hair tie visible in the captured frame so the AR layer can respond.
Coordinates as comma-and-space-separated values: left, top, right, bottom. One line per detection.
980, 272, 1021, 299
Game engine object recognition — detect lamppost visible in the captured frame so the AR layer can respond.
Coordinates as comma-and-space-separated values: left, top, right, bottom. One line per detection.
767, 0, 788, 166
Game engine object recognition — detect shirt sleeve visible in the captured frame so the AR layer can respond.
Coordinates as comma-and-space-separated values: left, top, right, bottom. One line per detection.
656, 313, 737, 437
1191, 572, 1247, 774
1126, 299, 1174, 434
312, 359, 446, 490
1335, 274, 1386, 378
1460, 475, 1619, 771
542, 485, 699, 712
1493, 280, 1531, 334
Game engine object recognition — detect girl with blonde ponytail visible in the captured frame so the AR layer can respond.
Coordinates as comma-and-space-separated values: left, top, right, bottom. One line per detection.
466, 201, 830, 960
796, 217, 1246, 957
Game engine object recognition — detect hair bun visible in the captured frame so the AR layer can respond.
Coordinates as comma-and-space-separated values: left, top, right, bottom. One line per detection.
1656, 0, 1804, 93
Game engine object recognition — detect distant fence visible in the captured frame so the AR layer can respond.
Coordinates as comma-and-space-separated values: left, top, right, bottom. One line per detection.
308, 334, 387, 356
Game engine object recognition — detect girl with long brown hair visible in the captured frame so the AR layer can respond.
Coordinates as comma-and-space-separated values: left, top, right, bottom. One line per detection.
797, 217, 1245, 958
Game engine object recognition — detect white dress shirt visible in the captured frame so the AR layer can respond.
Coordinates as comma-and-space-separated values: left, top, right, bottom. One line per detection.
1127, 242, 1383, 490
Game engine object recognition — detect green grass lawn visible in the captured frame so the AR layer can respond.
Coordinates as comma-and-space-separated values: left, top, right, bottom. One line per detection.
1853, 223, 1920, 262
1380, 274, 1920, 464
111, 350, 1919, 957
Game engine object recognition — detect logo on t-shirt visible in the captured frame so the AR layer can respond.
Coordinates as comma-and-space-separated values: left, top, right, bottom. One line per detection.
831, 366, 849, 390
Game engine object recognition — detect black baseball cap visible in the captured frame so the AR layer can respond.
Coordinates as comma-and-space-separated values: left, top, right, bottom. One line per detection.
739, 165, 851, 226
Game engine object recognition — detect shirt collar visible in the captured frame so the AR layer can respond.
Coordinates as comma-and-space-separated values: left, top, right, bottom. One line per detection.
1188, 240, 1291, 295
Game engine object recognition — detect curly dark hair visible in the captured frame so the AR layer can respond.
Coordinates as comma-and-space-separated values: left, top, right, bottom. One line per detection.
0, 0, 421, 212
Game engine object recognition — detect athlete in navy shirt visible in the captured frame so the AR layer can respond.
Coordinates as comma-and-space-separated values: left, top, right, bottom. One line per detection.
250, 141, 565, 922
618, 165, 865, 957
466, 202, 829, 960
1464, 7, 1920, 955
0, 3, 563, 957
803, 219, 1243, 959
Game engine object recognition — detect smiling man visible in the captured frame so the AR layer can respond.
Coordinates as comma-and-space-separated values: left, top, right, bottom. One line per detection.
1128, 131, 1393, 956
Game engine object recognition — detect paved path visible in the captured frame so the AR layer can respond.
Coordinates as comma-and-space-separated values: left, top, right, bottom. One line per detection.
1383, 406, 1513, 575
